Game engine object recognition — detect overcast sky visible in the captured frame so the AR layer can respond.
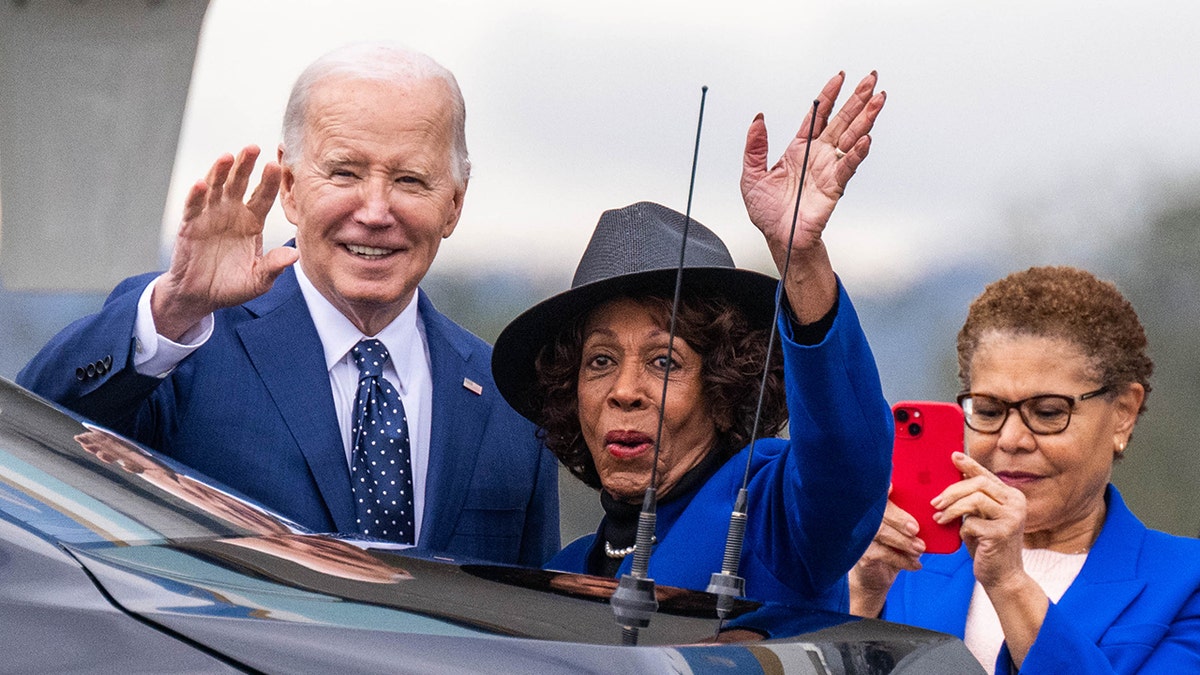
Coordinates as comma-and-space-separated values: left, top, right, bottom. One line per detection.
168, 0, 1200, 293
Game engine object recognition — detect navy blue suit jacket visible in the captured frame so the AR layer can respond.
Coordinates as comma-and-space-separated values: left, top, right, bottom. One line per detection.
18, 267, 560, 566
883, 486, 1200, 673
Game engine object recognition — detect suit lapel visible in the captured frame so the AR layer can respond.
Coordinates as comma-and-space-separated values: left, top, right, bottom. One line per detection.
417, 293, 487, 552
238, 269, 355, 531
1053, 486, 1147, 643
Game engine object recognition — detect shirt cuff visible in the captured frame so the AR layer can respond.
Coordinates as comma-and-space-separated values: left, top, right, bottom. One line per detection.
132, 276, 214, 378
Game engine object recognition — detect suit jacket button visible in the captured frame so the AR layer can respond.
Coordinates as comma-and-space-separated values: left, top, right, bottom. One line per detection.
95, 360, 108, 375
102, 355, 113, 369
75, 367, 87, 381
85, 363, 97, 378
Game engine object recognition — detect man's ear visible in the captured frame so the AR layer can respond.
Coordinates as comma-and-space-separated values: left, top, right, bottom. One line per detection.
277, 144, 298, 224
441, 177, 468, 239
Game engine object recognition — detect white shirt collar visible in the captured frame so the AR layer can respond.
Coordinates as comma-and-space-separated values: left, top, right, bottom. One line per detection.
294, 261, 421, 382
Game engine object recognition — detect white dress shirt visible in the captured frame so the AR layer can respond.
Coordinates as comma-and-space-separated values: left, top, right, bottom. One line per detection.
131, 266, 433, 543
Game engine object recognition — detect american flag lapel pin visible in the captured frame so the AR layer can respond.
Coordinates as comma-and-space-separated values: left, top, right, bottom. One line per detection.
463, 378, 483, 396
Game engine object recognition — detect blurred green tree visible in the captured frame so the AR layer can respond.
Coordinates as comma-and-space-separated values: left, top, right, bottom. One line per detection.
1113, 191, 1200, 537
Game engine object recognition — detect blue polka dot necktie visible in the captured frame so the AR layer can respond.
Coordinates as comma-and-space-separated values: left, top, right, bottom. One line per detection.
350, 339, 415, 544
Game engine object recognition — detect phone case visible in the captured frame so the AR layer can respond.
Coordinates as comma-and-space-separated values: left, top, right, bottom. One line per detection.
891, 401, 964, 554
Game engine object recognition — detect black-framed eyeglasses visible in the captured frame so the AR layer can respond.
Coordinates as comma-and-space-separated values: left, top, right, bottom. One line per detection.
955, 386, 1111, 435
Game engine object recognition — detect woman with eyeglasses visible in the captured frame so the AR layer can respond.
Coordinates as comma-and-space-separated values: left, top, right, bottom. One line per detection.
849, 266, 1200, 674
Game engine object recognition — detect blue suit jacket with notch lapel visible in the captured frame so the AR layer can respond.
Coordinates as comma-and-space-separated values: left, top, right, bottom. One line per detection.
17, 266, 560, 566
882, 485, 1200, 673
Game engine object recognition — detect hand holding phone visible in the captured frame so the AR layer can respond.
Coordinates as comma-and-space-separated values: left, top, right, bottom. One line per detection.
891, 401, 964, 554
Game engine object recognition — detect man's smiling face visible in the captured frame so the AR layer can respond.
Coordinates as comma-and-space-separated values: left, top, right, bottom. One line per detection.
280, 74, 465, 335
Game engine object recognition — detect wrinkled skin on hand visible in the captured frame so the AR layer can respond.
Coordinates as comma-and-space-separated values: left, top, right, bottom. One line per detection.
153, 145, 299, 341
739, 72, 885, 323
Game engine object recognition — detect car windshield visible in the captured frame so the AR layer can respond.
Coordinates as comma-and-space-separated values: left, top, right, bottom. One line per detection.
0, 378, 307, 547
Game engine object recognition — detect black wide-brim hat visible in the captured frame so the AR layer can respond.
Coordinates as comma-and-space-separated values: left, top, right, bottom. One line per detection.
492, 201, 780, 424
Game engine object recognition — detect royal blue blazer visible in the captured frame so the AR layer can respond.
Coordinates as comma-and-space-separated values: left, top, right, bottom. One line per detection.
547, 285, 892, 610
883, 486, 1200, 673
18, 266, 560, 566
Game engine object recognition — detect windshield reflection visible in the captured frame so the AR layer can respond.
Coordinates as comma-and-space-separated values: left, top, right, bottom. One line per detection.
200, 534, 411, 584
75, 427, 298, 537
0, 381, 305, 545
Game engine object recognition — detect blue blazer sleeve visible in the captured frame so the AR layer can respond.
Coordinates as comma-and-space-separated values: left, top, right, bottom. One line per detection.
740, 282, 892, 605
17, 272, 166, 432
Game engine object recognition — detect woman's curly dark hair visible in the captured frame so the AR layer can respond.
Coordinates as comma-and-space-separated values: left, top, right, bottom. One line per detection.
532, 291, 786, 490
957, 265, 1153, 415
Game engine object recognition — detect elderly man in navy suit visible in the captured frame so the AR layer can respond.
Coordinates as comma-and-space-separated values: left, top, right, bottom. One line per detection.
19, 43, 559, 566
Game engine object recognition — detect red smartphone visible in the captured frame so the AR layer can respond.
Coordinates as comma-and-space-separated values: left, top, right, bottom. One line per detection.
891, 401, 964, 554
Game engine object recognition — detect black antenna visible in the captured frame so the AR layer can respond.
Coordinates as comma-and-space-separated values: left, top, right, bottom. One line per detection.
610, 85, 708, 645
706, 98, 821, 628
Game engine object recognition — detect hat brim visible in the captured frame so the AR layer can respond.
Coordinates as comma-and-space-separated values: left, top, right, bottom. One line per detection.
492, 266, 780, 424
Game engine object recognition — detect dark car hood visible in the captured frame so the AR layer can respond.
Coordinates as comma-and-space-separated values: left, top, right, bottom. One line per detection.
67, 539, 975, 674
1, 377, 981, 673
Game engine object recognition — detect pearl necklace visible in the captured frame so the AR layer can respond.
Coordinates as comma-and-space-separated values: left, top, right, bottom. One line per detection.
604, 536, 656, 559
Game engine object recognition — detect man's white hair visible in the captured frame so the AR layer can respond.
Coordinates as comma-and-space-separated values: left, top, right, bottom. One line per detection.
280, 42, 470, 185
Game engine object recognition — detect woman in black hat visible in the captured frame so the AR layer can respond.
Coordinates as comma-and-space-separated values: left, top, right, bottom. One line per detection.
492, 72, 890, 608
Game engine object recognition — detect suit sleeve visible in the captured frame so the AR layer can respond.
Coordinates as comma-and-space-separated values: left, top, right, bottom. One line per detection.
17, 272, 169, 433
746, 281, 892, 599
518, 441, 562, 566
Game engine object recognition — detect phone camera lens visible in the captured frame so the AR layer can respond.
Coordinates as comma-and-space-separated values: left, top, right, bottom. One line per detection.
895, 409, 910, 423
908, 422, 922, 436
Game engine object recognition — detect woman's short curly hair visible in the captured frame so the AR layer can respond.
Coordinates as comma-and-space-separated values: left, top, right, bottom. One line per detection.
532, 291, 786, 490
957, 266, 1153, 414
